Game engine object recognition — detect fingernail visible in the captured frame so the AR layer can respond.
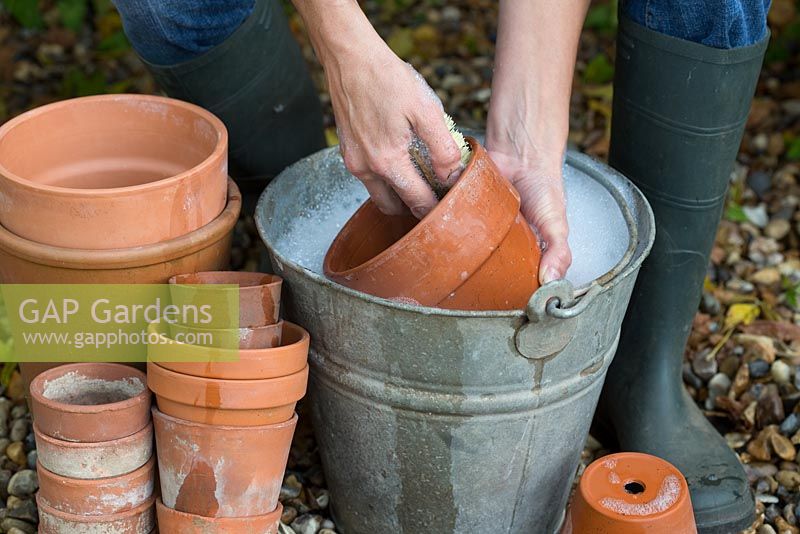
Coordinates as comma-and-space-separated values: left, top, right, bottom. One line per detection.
446, 167, 463, 186
541, 266, 560, 284
411, 207, 429, 219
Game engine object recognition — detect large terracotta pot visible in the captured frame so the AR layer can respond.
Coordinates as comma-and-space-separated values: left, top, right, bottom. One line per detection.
34, 422, 153, 480
563, 452, 697, 534
30, 363, 150, 443
37, 456, 155, 516
156, 499, 282, 534
147, 361, 308, 426
0, 178, 240, 284
0, 94, 228, 249
169, 271, 282, 328
153, 408, 297, 518
167, 319, 284, 350
324, 137, 541, 311
150, 321, 307, 379
37, 494, 155, 534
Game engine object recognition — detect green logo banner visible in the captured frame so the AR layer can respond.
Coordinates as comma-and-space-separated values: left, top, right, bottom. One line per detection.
0, 284, 242, 362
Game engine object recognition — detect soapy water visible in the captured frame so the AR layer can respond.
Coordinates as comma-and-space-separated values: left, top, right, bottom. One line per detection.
599, 474, 681, 516
273, 154, 630, 289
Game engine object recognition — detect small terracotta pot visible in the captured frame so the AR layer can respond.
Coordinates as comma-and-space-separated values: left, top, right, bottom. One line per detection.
169, 271, 282, 328
167, 319, 284, 350
37, 494, 155, 534
30, 363, 150, 443
153, 408, 296, 518
563, 452, 696, 534
0, 94, 228, 249
0, 178, 240, 284
150, 321, 307, 379
37, 456, 155, 516
156, 499, 282, 534
147, 361, 307, 426
34, 422, 153, 480
324, 137, 541, 311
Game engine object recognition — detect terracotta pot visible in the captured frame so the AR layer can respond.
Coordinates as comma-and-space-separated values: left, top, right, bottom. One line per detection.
153, 408, 296, 518
37, 494, 156, 534
37, 456, 155, 516
156, 499, 282, 534
30, 363, 150, 443
34, 422, 153, 479
167, 319, 284, 350
147, 361, 307, 426
0, 178, 240, 284
169, 271, 283, 328
150, 321, 307, 379
0, 94, 228, 249
563, 452, 696, 534
324, 137, 541, 311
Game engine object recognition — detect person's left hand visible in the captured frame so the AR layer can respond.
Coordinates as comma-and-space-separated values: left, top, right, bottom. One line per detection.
486, 148, 571, 285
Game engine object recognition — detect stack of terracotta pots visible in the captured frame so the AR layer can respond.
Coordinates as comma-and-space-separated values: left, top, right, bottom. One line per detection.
29, 363, 155, 533
0, 94, 241, 395
147, 271, 309, 533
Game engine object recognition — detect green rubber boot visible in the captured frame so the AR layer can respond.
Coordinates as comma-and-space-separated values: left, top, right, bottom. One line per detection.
141, 0, 326, 208
597, 16, 768, 534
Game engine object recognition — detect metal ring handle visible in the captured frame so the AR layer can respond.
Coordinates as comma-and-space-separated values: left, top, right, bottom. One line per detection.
525, 279, 603, 323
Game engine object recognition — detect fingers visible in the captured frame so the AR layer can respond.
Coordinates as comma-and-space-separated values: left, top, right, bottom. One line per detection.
412, 106, 464, 188
362, 174, 405, 215
385, 157, 439, 219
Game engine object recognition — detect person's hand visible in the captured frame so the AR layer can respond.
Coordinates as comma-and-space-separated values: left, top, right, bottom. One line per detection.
487, 147, 571, 284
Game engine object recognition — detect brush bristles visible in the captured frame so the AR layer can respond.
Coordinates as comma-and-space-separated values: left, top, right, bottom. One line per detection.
444, 112, 471, 166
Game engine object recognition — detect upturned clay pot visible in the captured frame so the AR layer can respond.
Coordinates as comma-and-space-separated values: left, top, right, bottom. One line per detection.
150, 321, 307, 379
37, 494, 156, 534
0, 94, 228, 249
169, 271, 282, 328
167, 319, 284, 349
34, 422, 153, 479
563, 452, 697, 534
30, 363, 150, 443
37, 456, 155, 516
147, 361, 308, 426
324, 137, 541, 311
153, 408, 297, 518
156, 499, 282, 534
0, 178, 240, 284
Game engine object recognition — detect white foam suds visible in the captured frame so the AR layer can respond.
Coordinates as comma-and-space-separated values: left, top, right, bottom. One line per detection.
600, 475, 681, 516
273, 156, 630, 290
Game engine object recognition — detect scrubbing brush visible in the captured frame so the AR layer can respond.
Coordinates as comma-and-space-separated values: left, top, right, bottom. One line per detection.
408, 112, 471, 199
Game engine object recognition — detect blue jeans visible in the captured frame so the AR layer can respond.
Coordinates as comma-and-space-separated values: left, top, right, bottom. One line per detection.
113, 0, 769, 66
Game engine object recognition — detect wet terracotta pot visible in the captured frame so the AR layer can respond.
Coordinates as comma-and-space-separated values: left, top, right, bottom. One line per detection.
153, 408, 296, 518
150, 321, 307, 379
563, 452, 696, 534
0, 178, 240, 284
169, 271, 282, 328
324, 137, 541, 311
30, 363, 150, 443
0, 94, 228, 249
156, 499, 282, 534
167, 319, 284, 350
34, 422, 153, 479
147, 361, 307, 426
37, 494, 156, 534
37, 456, 155, 516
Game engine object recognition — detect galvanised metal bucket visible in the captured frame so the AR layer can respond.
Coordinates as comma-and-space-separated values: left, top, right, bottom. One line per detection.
256, 145, 654, 534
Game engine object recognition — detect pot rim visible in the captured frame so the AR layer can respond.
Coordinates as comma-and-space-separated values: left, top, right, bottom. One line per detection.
37, 493, 156, 522
258, 148, 655, 319
150, 320, 305, 358
0, 94, 227, 197
169, 271, 282, 291
155, 498, 283, 527
37, 454, 155, 489
30, 362, 149, 417
0, 178, 240, 269
33, 420, 153, 450
152, 405, 298, 431
323, 137, 519, 280
146, 361, 308, 407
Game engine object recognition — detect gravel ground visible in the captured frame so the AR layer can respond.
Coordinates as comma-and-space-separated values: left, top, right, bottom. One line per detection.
2, 1, 800, 532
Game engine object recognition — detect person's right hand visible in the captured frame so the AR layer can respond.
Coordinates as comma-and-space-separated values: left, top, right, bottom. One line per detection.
302, 4, 463, 218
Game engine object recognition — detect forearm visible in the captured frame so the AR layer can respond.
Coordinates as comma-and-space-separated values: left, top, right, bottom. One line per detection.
487, 0, 590, 172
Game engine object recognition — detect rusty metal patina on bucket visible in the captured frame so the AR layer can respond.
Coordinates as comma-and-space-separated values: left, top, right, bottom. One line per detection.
256, 143, 655, 534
